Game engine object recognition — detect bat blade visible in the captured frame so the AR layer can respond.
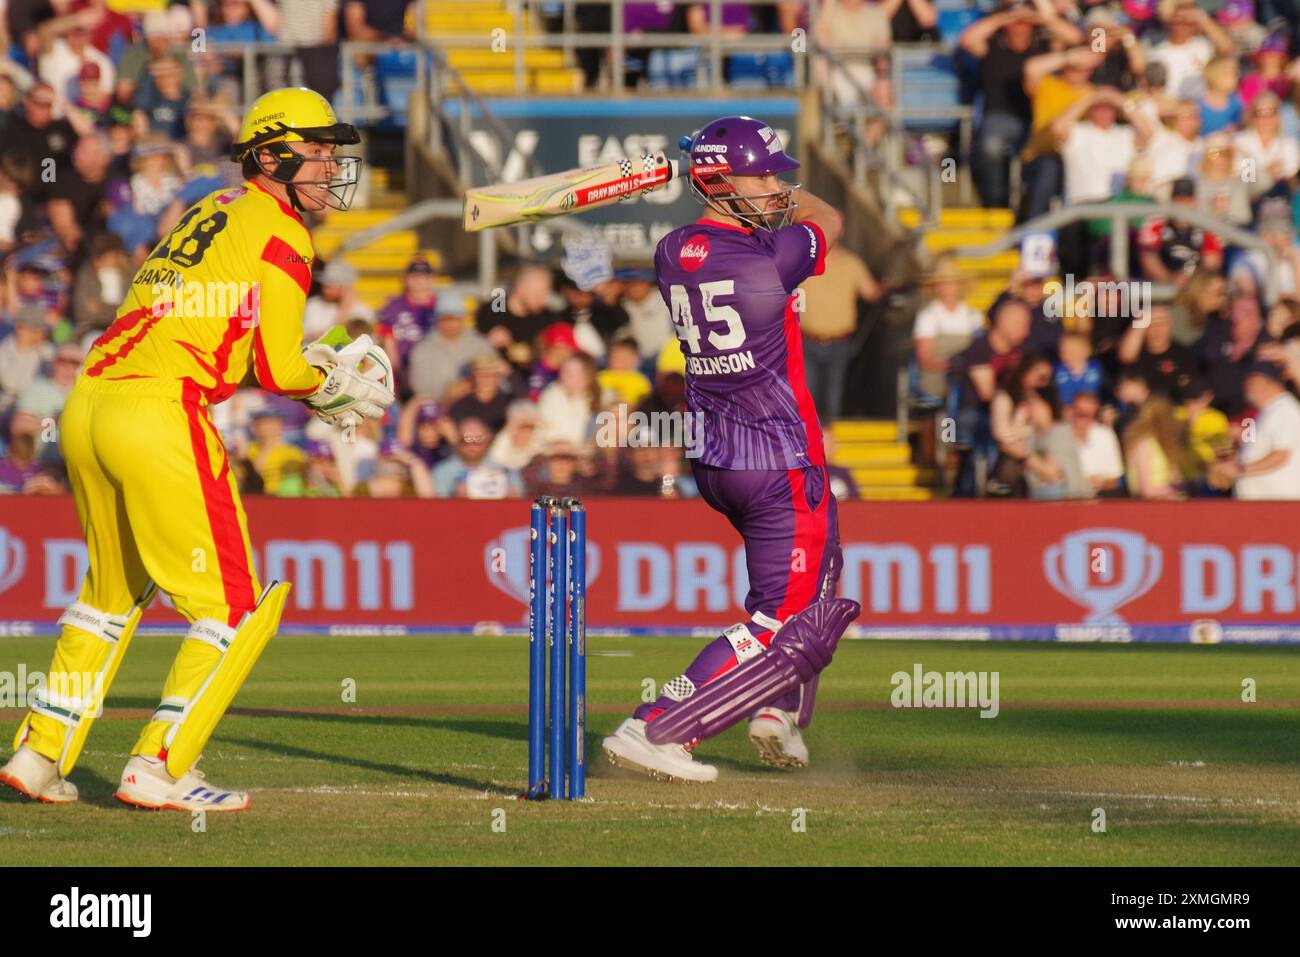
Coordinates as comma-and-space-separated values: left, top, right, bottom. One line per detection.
463, 152, 678, 231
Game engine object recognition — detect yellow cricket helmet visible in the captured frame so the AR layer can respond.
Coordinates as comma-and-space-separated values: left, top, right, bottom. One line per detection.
232, 87, 362, 212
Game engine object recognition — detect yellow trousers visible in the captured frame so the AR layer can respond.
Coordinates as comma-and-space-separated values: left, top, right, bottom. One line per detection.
24, 376, 262, 764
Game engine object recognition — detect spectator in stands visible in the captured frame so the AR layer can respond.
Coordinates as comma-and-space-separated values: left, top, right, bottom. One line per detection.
1241, 33, 1291, 108
1052, 86, 1155, 208
0, 303, 53, 417
538, 353, 599, 446
70, 231, 126, 344
447, 353, 512, 434
406, 293, 496, 403
961, 0, 1080, 210
1197, 56, 1244, 136
273, 1, 342, 102
116, 9, 199, 109
1021, 46, 1100, 219
913, 255, 983, 401
1197, 292, 1267, 416
303, 258, 372, 341
597, 336, 653, 409
2, 83, 78, 218
378, 255, 439, 378
965, 297, 1032, 408
0, 409, 63, 494
342, 0, 415, 43
133, 54, 191, 139
1230, 199, 1300, 304
528, 321, 580, 400
38, 18, 115, 106
611, 431, 675, 496
205, 0, 279, 43
1118, 303, 1197, 400
177, 96, 240, 190
1123, 394, 1186, 498
48, 128, 112, 259
70, 62, 114, 131
1233, 90, 1300, 201
108, 135, 183, 258
821, 432, 860, 502
988, 351, 1061, 497
1171, 268, 1229, 346
615, 267, 671, 367
1053, 330, 1103, 405
1213, 360, 1300, 498
1085, 6, 1146, 91
355, 438, 434, 499
1041, 389, 1124, 499
0, 162, 19, 255
799, 243, 881, 421
16, 339, 79, 422
526, 440, 601, 499
1145, 99, 1202, 200
1147, 1, 1234, 100
1137, 177, 1223, 286
299, 439, 342, 498
1085, 156, 1156, 272
555, 253, 626, 359
1178, 373, 1233, 494
245, 408, 304, 496
812, 0, 892, 109
477, 262, 562, 355
487, 399, 544, 472
396, 399, 454, 470
432, 416, 524, 499
1194, 132, 1252, 226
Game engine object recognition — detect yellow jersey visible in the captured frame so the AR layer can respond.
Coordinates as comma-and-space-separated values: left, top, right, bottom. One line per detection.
83, 178, 325, 406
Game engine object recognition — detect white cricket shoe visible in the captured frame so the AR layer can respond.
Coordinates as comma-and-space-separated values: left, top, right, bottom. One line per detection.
115, 755, 251, 812
0, 745, 79, 803
747, 707, 809, 768
602, 717, 718, 783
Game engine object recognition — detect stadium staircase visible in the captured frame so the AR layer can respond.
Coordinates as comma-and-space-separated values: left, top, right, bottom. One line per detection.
899, 206, 1016, 317
829, 420, 936, 501
311, 168, 446, 310
424, 1, 584, 93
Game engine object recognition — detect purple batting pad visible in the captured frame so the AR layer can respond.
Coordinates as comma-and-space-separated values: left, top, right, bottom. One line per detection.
645, 598, 860, 745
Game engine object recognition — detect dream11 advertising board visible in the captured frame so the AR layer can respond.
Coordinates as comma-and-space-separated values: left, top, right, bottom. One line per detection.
0, 498, 1298, 643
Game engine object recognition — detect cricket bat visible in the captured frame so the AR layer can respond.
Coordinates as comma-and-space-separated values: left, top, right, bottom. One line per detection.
463, 152, 678, 231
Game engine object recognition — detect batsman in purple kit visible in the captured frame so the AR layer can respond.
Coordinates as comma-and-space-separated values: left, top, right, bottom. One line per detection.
602, 116, 861, 783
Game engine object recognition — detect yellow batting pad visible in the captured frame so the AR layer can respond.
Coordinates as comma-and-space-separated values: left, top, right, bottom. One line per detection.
163, 582, 291, 778
14, 587, 154, 776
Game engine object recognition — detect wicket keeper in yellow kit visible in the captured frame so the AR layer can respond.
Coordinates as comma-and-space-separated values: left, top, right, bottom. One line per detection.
0, 88, 395, 812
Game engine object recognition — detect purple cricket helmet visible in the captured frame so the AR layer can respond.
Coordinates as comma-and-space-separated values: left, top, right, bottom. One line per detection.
681, 115, 800, 231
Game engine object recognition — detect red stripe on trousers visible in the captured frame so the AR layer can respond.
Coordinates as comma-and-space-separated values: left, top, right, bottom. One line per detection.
782, 298, 825, 465
775, 467, 829, 622
182, 379, 256, 626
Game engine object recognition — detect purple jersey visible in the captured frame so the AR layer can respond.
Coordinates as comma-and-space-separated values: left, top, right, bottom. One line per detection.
655, 218, 827, 470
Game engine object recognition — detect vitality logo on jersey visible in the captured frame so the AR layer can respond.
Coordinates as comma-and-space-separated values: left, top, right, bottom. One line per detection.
680, 235, 710, 272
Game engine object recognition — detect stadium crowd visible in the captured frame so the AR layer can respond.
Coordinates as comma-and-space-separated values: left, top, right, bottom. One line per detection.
0, 0, 1298, 501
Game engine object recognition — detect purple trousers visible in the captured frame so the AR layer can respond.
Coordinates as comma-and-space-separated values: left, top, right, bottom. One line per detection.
635, 462, 843, 725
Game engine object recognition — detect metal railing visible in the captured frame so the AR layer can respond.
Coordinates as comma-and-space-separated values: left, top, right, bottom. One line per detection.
954, 202, 1281, 304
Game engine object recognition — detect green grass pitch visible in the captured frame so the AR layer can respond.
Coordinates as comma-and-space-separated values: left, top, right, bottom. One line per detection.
1, 635, 1298, 866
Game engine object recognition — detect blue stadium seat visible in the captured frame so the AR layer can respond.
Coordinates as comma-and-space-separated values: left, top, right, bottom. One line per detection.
896, 49, 962, 132
937, 9, 980, 44
647, 48, 703, 88
725, 52, 795, 89
375, 49, 417, 127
